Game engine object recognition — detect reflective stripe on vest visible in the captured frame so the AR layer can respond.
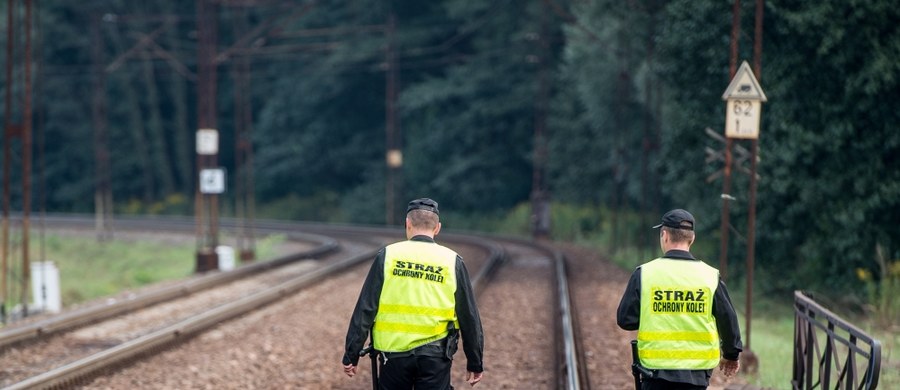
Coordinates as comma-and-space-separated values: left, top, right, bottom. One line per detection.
638, 258, 720, 370
373, 240, 458, 352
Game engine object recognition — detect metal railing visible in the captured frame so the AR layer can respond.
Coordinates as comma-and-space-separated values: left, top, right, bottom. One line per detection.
793, 291, 881, 389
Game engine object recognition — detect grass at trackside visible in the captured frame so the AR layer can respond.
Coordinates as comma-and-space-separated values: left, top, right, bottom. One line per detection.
48, 234, 195, 305
7, 232, 285, 309
731, 296, 795, 389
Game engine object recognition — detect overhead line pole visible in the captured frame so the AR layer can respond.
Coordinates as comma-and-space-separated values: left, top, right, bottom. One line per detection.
719, 0, 741, 281
1, 0, 36, 321
2, 0, 14, 324
213, 1, 319, 65
97, 5, 312, 272
744, 0, 764, 355
94, 15, 187, 243
195, 0, 220, 272
21, 0, 34, 316
196, 0, 324, 270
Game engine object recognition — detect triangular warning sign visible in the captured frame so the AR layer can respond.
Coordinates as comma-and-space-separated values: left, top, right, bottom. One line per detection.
722, 61, 767, 102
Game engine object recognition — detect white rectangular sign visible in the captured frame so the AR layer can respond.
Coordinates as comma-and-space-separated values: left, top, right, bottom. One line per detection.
200, 168, 226, 194
725, 99, 762, 139
196, 129, 219, 155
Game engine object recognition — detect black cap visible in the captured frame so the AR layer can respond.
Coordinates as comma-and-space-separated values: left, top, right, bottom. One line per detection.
652, 209, 694, 230
407, 198, 439, 215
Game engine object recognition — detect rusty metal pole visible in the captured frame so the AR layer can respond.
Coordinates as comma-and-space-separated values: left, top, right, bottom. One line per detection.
730, 0, 740, 77
2, 0, 14, 323
195, 0, 219, 272
207, 4, 219, 272
719, 0, 741, 282
743, 0, 764, 352
195, 0, 208, 272
753, 0, 763, 78
20, 0, 34, 316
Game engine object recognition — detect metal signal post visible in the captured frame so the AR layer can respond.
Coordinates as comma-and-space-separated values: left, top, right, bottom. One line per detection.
721, 60, 766, 367
195, 0, 219, 273
2, 0, 35, 322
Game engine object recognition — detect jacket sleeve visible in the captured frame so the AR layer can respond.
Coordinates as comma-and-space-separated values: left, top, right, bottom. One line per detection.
713, 279, 743, 361
455, 256, 484, 373
342, 249, 385, 366
616, 267, 642, 331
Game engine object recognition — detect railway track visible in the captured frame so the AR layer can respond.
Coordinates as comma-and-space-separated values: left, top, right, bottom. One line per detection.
0, 218, 371, 388
0, 218, 340, 349
0, 216, 595, 389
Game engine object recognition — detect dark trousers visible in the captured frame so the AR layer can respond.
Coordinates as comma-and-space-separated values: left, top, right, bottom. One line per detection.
641, 378, 706, 390
379, 355, 453, 390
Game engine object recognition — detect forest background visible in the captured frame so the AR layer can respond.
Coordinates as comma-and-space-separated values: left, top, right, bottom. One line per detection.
1, 0, 898, 316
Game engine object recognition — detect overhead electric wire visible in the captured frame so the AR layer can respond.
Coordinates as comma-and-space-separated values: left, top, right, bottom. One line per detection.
397, 0, 513, 60
38, 0, 545, 79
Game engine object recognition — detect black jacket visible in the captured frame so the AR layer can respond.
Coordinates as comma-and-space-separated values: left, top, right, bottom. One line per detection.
342, 235, 484, 373
616, 249, 743, 386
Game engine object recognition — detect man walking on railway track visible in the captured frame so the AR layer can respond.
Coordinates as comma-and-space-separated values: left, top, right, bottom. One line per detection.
617, 209, 742, 390
342, 198, 484, 389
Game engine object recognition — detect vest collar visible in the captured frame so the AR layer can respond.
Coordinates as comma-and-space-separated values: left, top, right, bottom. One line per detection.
410, 235, 435, 243
663, 249, 695, 260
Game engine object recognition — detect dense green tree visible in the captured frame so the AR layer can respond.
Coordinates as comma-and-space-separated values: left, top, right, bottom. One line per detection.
251, 1, 400, 223
757, 1, 900, 292
400, 0, 550, 214
653, 0, 900, 295
1, 0, 897, 297
551, 0, 659, 209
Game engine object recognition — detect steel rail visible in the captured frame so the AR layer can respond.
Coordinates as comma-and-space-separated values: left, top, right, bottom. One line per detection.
0, 217, 338, 349
487, 235, 588, 390
553, 248, 585, 390
535, 241, 588, 390
4, 218, 505, 390
4, 249, 379, 390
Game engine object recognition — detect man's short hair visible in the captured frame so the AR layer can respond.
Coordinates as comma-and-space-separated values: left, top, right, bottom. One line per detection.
663, 226, 694, 244
407, 209, 439, 230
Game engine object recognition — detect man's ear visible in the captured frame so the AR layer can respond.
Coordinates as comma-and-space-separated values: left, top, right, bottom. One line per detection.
433, 222, 442, 236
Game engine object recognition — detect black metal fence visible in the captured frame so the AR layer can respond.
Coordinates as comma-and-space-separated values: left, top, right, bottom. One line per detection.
793, 291, 882, 389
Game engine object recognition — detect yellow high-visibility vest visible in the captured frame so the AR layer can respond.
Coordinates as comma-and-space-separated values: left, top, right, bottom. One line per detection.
638, 258, 720, 370
373, 240, 459, 352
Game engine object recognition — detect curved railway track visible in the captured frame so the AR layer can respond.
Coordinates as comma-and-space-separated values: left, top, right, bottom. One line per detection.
0, 216, 600, 389
0, 218, 340, 349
